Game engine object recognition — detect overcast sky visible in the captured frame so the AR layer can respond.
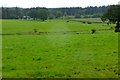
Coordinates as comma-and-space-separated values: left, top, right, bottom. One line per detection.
0, 0, 119, 8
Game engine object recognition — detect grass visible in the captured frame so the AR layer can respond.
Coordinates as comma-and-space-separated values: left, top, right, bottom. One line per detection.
2, 19, 118, 78
2, 19, 114, 34
72, 18, 103, 23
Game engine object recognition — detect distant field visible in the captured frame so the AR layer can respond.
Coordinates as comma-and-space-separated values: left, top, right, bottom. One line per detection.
2, 19, 118, 78
71, 18, 104, 23
2, 19, 114, 34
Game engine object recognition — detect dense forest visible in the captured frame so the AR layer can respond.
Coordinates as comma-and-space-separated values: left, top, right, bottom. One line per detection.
1, 6, 108, 20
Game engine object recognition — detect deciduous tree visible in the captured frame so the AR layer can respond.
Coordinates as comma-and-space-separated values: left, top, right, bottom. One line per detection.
102, 5, 120, 32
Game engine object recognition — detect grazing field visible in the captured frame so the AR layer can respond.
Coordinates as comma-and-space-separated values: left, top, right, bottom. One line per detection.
2, 19, 118, 78
71, 18, 103, 23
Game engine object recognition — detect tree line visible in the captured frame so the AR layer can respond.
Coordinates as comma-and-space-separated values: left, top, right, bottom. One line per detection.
101, 5, 120, 32
1, 5, 120, 32
1, 6, 108, 20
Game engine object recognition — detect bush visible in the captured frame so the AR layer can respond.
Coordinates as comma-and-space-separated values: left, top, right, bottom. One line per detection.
34, 29, 37, 33
82, 21, 86, 24
87, 22, 92, 24
107, 23, 109, 25
66, 21, 69, 22
110, 27, 114, 30
115, 29, 120, 32
91, 29, 96, 34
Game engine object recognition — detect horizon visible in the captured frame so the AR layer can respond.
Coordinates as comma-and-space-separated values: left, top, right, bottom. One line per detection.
0, 0, 119, 8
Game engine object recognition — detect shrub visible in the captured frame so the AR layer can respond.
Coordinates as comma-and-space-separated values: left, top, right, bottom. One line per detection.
107, 22, 109, 25
82, 21, 86, 24
34, 29, 37, 33
110, 27, 114, 30
87, 22, 92, 24
91, 29, 96, 34
66, 21, 69, 22
115, 29, 120, 32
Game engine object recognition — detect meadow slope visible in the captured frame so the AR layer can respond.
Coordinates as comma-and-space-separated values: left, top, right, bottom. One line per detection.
2, 19, 118, 78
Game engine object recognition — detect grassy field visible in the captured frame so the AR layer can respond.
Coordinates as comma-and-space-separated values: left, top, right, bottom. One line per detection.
0, 20, 2, 79
2, 19, 118, 78
71, 18, 103, 23
2, 19, 113, 34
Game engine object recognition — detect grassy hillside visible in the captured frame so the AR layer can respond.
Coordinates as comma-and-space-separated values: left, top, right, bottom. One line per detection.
2, 19, 118, 78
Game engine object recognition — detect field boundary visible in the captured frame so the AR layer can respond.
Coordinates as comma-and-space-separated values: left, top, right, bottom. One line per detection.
70, 19, 103, 24
1, 28, 114, 36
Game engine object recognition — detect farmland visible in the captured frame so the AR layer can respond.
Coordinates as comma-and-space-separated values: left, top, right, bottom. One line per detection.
2, 19, 118, 78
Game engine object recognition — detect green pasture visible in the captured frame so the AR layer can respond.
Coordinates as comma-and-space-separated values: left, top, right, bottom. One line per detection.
2, 19, 118, 78
2, 19, 114, 34
72, 18, 103, 23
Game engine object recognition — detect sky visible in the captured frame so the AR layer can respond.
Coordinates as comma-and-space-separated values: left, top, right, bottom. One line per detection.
0, 0, 120, 8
